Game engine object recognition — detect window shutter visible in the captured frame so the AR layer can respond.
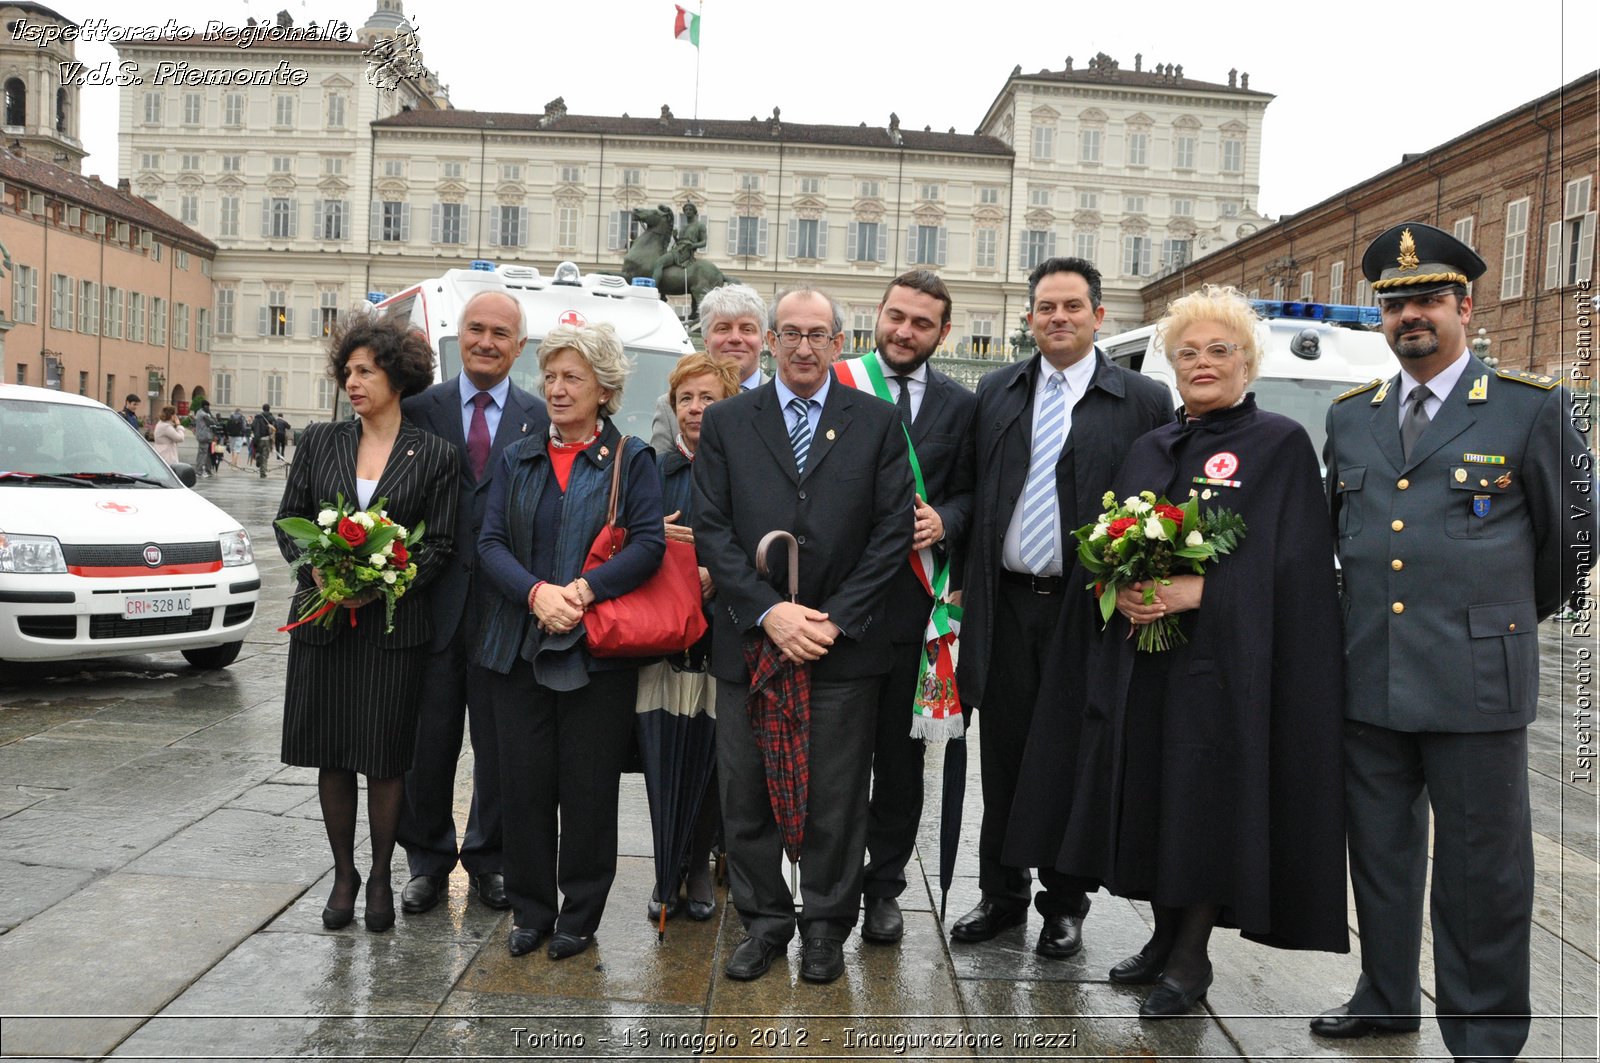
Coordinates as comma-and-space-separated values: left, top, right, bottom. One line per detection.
787, 218, 798, 258
1578, 213, 1596, 285
313, 201, 324, 239
288, 199, 299, 238
757, 218, 768, 257
257, 305, 268, 336
1545, 221, 1564, 289
1019, 240, 1030, 269
261, 198, 272, 237
370, 201, 381, 240
517, 207, 528, 247
610, 211, 622, 252
431, 203, 442, 243
284, 308, 294, 336
1048, 231, 1057, 257
726, 217, 738, 256
937, 227, 948, 267
399, 204, 411, 243
816, 220, 828, 260
846, 221, 858, 261
877, 227, 887, 263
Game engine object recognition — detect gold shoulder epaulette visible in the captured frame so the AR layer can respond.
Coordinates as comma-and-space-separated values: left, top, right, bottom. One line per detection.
1334, 379, 1382, 402
1495, 367, 1561, 390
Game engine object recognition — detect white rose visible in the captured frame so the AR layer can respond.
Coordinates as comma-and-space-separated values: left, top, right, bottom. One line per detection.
1092, 522, 1109, 540
1143, 516, 1167, 540
1185, 529, 1204, 547
352, 511, 375, 529
316, 508, 337, 528
1125, 497, 1152, 516
382, 569, 397, 584
370, 553, 386, 568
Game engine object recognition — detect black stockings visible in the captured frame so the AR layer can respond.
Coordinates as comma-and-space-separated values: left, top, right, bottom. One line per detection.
317, 769, 405, 911
1148, 901, 1219, 985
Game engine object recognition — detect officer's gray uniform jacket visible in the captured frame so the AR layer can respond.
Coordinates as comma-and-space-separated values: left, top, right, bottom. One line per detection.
1325, 355, 1593, 732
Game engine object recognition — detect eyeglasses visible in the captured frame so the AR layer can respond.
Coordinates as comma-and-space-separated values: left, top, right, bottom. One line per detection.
1173, 342, 1243, 366
772, 328, 838, 351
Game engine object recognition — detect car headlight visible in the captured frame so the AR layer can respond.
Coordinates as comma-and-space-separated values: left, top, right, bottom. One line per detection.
0, 531, 67, 573
219, 529, 254, 567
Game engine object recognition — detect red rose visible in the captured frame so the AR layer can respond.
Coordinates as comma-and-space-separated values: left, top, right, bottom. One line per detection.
1108, 517, 1138, 539
337, 517, 367, 546
1156, 504, 1185, 524
390, 541, 409, 567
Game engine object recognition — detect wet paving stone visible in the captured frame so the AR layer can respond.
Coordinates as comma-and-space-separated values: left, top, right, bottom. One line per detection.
109, 1014, 429, 1062
263, 854, 506, 946
0, 701, 100, 745
125, 807, 338, 885
0, 871, 299, 1059
45, 747, 279, 817
0, 806, 192, 872
421, 992, 704, 1058
0, 858, 95, 931
939, 877, 1155, 984
171, 700, 287, 756
228, 779, 318, 815
0, 734, 158, 790
961, 977, 1241, 1059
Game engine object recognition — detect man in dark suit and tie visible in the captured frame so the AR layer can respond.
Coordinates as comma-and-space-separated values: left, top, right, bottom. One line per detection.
955, 257, 1174, 957
396, 289, 547, 915
831, 270, 976, 946
1313, 223, 1593, 1062
693, 285, 914, 985
650, 283, 770, 453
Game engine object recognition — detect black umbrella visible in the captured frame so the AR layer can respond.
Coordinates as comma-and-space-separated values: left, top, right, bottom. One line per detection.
938, 702, 974, 922
636, 659, 718, 941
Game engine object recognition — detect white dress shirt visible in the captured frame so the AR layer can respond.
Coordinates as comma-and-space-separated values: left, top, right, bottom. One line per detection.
1001, 351, 1098, 576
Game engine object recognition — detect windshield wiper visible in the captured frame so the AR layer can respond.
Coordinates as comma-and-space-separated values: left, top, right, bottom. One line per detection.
68, 471, 169, 486
0, 471, 96, 487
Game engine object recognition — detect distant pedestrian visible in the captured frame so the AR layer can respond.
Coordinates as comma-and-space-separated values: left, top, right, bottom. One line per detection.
274, 415, 290, 460
192, 403, 216, 477
252, 404, 275, 478
151, 405, 185, 467
120, 394, 142, 432
226, 409, 248, 467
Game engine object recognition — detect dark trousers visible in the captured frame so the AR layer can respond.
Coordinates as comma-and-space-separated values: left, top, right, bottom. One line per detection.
717, 675, 876, 944
863, 639, 926, 899
488, 662, 637, 936
397, 640, 500, 877
977, 580, 1089, 917
1344, 721, 1532, 1060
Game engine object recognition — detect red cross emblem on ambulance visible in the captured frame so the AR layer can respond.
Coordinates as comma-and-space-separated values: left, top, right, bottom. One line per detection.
558, 310, 587, 327
97, 501, 137, 514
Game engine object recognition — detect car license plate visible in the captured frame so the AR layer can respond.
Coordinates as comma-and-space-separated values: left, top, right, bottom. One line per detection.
124, 593, 192, 619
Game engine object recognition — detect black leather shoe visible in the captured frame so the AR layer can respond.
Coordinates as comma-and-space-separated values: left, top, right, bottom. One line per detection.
1139, 966, 1213, 1018
1036, 913, 1083, 958
508, 926, 547, 957
1109, 948, 1166, 985
547, 931, 591, 960
1309, 1006, 1418, 1038
799, 938, 845, 984
683, 898, 716, 922
321, 872, 360, 930
646, 888, 681, 924
724, 936, 782, 981
861, 896, 903, 944
949, 899, 1026, 942
400, 874, 447, 914
472, 872, 509, 910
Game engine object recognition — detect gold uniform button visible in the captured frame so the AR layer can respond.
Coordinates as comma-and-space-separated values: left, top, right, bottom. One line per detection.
1391, 559, 1403, 571
1508, 623, 1516, 631
1480, 478, 1490, 487
1397, 478, 1410, 490
1391, 519, 1404, 532
1392, 602, 1405, 614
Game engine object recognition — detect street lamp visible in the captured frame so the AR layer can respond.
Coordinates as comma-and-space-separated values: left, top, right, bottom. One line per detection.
1470, 327, 1496, 368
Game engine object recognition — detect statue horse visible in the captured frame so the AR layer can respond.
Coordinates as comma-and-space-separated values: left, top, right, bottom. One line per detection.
619, 205, 728, 322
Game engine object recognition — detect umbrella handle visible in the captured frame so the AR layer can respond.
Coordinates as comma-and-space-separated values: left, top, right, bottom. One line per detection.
755, 530, 800, 602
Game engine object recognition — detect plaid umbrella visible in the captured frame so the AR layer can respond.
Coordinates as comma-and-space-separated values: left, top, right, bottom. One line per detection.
938, 703, 974, 921
744, 530, 811, 894
635, 658, 717, 940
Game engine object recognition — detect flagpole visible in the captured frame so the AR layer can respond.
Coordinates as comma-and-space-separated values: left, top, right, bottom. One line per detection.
692, 0, 703, 121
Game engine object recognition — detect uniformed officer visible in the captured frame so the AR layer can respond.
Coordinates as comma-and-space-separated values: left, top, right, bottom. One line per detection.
1313, 222, 1593, 1062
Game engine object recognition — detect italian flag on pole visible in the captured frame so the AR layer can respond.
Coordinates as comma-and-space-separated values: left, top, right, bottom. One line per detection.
673, 5, 700, 47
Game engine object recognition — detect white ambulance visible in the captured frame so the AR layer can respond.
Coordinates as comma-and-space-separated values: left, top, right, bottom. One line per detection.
1100, 300, 1401, 461
0, 385, 260, 669
368, 260, 696, 437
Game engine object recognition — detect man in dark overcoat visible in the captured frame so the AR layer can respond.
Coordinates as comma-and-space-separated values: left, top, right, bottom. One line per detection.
1313, 222, 1594, 1061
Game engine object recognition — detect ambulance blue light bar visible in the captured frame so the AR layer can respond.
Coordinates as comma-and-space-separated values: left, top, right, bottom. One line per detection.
469, 260, 496, 271
365, 292, 386, 304
1251, 300, 1379, 326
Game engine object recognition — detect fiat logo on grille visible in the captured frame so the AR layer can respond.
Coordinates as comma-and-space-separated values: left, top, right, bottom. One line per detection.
142, 544, 163, 567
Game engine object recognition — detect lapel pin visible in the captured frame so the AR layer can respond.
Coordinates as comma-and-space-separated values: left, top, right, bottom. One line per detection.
521, 422, 528, 433
1454, 468, 1468, 483
826, 428, 836, 440
599, 445, 610, 459
1495, 473, 1511, 488
406, 449, 414, 456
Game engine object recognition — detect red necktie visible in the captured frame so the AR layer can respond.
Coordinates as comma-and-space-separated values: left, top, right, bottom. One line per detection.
468, 391, 492, 480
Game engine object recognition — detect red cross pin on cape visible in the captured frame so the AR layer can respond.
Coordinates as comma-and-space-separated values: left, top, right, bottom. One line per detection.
1192, 451, 1242, 489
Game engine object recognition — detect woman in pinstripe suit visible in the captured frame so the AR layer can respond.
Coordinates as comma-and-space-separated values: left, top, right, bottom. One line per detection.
276, 316, 459, 933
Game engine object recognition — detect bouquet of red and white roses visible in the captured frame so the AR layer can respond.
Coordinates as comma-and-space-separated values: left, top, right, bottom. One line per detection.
1075, 490, 1246, 652
274, 494, 424, 634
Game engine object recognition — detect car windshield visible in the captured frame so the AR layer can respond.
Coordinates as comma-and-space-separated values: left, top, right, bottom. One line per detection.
1250, 377, 1355, 461
0, 398, 182, 486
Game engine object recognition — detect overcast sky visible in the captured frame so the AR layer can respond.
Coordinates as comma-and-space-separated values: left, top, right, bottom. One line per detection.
42, 0, 1599, 218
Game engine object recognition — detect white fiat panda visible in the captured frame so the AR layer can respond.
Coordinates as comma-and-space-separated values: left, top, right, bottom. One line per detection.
0, 384, 260, 669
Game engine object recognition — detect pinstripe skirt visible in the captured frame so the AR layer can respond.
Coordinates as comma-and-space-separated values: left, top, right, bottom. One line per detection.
281, 635, 424, 778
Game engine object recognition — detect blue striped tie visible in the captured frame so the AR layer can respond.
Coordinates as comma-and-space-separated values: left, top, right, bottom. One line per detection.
787, 396, 813, 475
1018, 371, 1066, 574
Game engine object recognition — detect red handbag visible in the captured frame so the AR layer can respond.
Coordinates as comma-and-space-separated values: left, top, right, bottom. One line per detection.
582, 438, 708, 657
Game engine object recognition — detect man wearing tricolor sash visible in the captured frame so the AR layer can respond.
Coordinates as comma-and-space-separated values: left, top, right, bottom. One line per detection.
832, 271, 976, 947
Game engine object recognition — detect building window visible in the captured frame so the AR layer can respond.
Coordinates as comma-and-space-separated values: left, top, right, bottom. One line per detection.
1080, 128, 1102, 163
140, 152, 160, 171
1121, 234, 1152, 276
556, 205, 580, 249
490, 205, 526, 247
918, 183, 941, 202
151, 241, 162, 263
500, 163, 521, 182
1124, 195, 1146, 214
11, 264, 36, 324
196, 308, 210, 353
730, 215, 766, 257
379, 200, 409, 242
1162, 238, 1192, 270
179, 194, 198, 225
1076, 231, 1097, 260
1221, 138, 1243, 173
128, 292, 146, 342
1272, 279, 1286, 301
559, 165, 583, 183
1501, 197, 1529, 299
1020, 229, 1055, 270
969, 317, 994, 356
180, 153, 200, 172
266, 197, 297, 239
142, 92, 161, 124
974, 227, 997, 269
1174, 134, 1196, 170
273, 94, 295, 127
1299, 270, 1315, 300
846, 220, 883, 263
151, 297, 167, 346
441, 160, 464, 179
103, 286, 123, 338
4, 77, 24, 126
788, 218, 825, 260
271, 155, 292, 174
1171, 197, 1194, 217
1127, 131, 1148, 166
173, 303, 188, 349
264, 289, 291, 337
608, 210, 643, 251
850, 310, 874, 353
316, 199, 346, 240
911, 224, 947, 266
1028, 188, 1051, 208
1546, 176, 1596, 290
265, 374, 285, 407
433, 202, 466, 245
858, 180, 879, 198
797, 176, 821, 195
623, 168, 644, 187
382, 159, 405, 179
1221, 200, 1240, 218
182, 93, 201, 125
223, 93, 243, 126
215, 289, 234, 337
214, 371, 232, 405
1077, 191, 1099, 210
1453, 216, 1474, 246
680, 171, 701, 188
978, 187, 1000, 206
1031, 125, 1054, 161
326, 93, 345, 128
78, 281, 99, 334
14, 364, 24, 385
316, 376, 335, 412
78, 371, 88, 395
1329, 260, 1345, 303
323, 156, 344, 176
221, 154, 241, 173
50, 273, 73, 330
320, 290, 340, 337
219, 195, 240, 237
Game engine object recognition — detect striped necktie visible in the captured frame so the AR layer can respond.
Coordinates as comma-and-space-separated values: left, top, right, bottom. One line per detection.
1018, 371, 1067, 574
787, 396, 813, 475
